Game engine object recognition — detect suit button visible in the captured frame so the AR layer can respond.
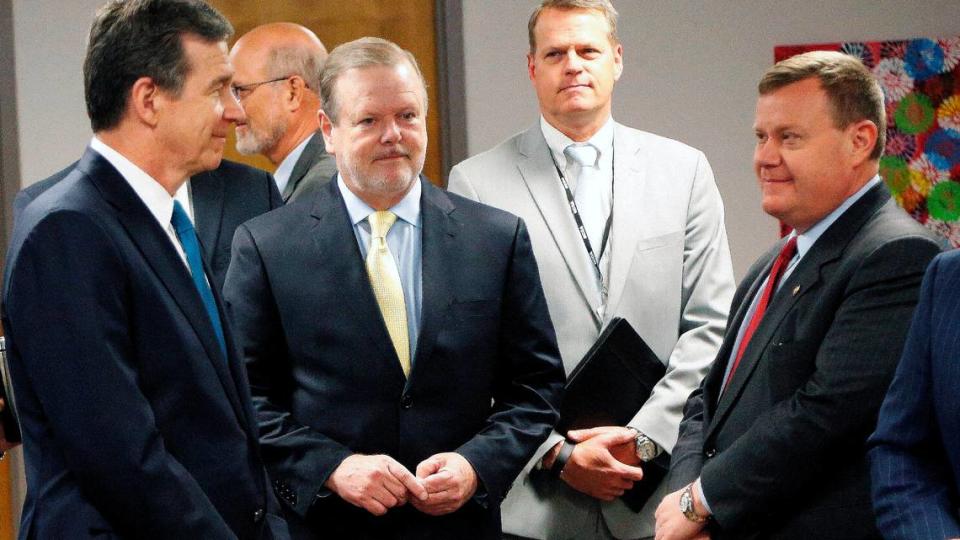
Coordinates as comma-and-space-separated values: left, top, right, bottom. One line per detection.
400, 394, 413, 409
705, 448, 716, 458
253, 507, 265, 523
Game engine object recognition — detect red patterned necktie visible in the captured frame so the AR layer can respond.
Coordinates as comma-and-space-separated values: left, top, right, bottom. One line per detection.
724, 236, 798, 388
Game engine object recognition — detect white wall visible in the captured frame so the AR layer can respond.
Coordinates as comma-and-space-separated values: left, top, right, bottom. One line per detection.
12, 0, 101, 187
462, 0, 960, 278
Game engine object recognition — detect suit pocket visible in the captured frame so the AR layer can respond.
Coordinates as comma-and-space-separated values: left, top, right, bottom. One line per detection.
634, 230, 683, 252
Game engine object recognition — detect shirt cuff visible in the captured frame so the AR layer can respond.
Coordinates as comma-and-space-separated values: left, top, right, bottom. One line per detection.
695, 477, 713, 515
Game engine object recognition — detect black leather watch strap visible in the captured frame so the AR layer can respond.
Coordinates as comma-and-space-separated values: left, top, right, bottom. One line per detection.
552, 441, 576, 478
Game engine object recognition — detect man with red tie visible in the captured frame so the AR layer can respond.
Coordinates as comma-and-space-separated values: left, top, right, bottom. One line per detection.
654, 51, 943, 540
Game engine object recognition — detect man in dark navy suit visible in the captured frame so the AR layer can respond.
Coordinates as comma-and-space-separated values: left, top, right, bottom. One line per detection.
224, 37, 565, 539
869, 250, 960, 540
15, 158, 282, 292
1, 0, 287, 537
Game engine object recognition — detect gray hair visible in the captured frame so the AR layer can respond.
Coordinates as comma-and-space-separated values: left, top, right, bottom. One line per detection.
85, 0, 232, 131
320, 37, 427, 124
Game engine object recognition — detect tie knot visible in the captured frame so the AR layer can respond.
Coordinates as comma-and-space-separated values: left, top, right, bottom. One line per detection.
565, 144, 599, 168
171, 200, 193, 235
369, 210, 398, 239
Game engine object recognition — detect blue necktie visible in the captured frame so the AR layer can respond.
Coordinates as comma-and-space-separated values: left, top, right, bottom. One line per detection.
171, 201, 227, 359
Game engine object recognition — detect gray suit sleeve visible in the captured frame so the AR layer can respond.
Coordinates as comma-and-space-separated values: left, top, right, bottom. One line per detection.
626, 151, 734, 452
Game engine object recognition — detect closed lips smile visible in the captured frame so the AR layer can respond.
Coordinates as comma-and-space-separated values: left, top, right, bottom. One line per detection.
560, 83, 590, 92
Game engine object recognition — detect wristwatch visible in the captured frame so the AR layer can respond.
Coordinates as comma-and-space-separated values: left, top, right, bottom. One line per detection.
679, 483, 709, 523
632, 429, 662, 462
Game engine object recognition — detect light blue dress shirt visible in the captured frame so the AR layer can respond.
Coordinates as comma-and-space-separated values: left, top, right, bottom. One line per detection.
337, 176, 423, 363
699, 175, 882, 513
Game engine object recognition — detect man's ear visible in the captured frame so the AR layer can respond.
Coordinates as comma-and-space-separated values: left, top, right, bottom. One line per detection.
319, 109, 335, 153
285, 75, 307, 112
849, 119, 879, 166
612, 42, 624, 81
130, 76, 161, 127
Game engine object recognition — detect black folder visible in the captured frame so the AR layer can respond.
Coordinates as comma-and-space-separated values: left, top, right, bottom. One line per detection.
557, 317, 667, 511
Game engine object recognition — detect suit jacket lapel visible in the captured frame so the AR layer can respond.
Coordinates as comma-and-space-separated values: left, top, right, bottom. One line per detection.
516, 125, 601, 325
708, 183, 891, 434
79, 149, 249, 426
189, 169, 224, 264
309, 181, 408, 380
604, 124, 648, 321
407, 181, 457, 384
283, 131, 324, 202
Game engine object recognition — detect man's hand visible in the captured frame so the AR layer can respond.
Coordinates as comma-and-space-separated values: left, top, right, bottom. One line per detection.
0, 399, 18, 452
559, 426, 644, 500
325, 454, 427, 516
411, 452, 478, 516
655, 486, 709, 540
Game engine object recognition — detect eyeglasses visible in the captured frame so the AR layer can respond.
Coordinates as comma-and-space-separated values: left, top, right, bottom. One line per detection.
230, 76, 292, 101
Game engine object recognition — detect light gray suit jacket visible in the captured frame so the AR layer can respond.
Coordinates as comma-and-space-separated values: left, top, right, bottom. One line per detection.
281, 130, 337, 203
448, 121, 735, 539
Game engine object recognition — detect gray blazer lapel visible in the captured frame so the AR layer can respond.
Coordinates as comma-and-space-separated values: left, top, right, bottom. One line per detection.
282, 131, 324, 202
516, 125, 602, 325
604, 124, 648, 320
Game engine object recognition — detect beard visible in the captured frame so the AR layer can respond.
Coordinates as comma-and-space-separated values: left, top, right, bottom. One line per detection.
341, 147, 425, 201
235, 110, 287, 156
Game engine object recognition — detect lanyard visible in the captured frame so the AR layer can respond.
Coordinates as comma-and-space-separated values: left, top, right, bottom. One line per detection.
549, 146, 615, 301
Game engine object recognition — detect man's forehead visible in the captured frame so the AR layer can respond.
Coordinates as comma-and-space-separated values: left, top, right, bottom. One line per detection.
534, 9, 611, 44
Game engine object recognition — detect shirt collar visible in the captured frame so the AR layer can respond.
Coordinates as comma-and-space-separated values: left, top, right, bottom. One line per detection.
793, 175, 881, 259
274, 132, 314, 193
90, 136, 191, 228
540, 115, 614, 169
337, 174, 422, 228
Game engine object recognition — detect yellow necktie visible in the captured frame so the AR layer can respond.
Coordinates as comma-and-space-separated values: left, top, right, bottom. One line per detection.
366, 211, 411, 377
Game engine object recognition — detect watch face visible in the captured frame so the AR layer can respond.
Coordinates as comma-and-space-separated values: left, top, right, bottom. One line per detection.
680, 490, 693, 513
638, 441, 657, 461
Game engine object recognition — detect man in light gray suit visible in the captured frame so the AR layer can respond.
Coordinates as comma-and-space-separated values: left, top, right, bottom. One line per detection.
447, 1, 734, 538
229, 22, 337, 202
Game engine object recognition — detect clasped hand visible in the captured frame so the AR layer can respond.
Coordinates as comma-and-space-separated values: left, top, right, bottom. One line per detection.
548, 426, 645, 501
326, 452, 477, 517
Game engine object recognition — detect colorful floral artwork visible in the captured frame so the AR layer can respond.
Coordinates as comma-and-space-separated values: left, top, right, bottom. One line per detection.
775, 38, 960, 246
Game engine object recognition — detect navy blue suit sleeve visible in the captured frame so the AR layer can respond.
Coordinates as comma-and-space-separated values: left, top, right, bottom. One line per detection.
454, 218, 565, 505
223, 223, 353, 517
869, 255, 960, 540
4, 211, 234, 538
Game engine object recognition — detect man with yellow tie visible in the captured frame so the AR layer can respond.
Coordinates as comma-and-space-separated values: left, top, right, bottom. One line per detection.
223, 37, 565, 539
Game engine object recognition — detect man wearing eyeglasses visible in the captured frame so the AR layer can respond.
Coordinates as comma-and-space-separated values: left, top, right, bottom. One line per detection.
229, 22, 337, 202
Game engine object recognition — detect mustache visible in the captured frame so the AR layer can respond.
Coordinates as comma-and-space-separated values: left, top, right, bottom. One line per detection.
373, 148, 409, 160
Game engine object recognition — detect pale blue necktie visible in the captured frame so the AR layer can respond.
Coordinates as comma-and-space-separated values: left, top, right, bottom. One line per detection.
171, 201, 227, 359
565, 144, 606, 253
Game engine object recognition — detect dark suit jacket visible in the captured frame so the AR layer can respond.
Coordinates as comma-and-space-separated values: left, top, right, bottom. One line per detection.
868, 250, 960, 540
668, 184, 942, 540
223, 179, 565, 539
13, 158, 282, 292
280, 131, 337, 203
1, 148, 286, 539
